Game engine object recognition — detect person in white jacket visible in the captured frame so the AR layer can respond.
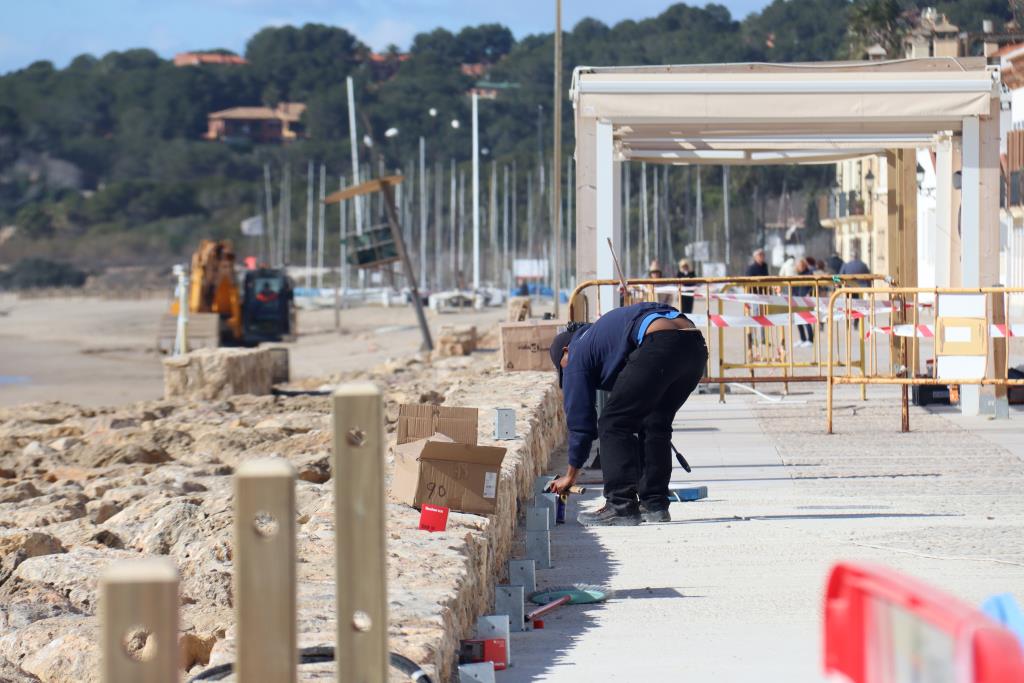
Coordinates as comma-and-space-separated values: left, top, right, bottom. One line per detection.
778, 255, 797, 278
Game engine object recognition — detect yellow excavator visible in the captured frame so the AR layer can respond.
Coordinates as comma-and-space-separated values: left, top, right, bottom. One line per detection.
161, 239, 294, 352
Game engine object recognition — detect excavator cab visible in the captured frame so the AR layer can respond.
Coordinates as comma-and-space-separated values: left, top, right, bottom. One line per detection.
241, 268, 295, 345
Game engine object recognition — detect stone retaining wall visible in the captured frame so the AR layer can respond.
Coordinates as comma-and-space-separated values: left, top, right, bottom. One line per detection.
0, 352, 563, 682
423, 368, 564, 677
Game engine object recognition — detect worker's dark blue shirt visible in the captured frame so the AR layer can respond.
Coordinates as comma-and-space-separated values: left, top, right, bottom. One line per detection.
562, 302, 679, 468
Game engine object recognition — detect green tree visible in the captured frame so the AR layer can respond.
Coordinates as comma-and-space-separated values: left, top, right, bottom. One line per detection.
455, 24, 515, 63
745, 0, 850, 62
923, 0, 1011, 31
15, 204, 54, 238
245, 24, 366, 101
849, 0, 911, 57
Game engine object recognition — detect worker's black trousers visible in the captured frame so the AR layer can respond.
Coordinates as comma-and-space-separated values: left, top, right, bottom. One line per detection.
598, 330, 708, 515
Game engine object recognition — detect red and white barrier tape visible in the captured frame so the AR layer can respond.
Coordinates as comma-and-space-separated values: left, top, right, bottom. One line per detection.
689, 311, 865, 328
869, 324, 1024, 338
648, 286, 916, 311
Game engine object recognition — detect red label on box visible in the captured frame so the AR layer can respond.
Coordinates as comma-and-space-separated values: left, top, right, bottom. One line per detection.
418, 504, 449, 532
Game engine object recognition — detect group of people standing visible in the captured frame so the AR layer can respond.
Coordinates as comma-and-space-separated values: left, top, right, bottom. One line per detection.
748, 248, 871, 347
645, 257, 697, 314
638, 247, 870, 348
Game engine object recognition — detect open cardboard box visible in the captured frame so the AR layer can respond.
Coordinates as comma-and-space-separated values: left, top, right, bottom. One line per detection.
393, 434, 507, 515
397, 404, 479, 445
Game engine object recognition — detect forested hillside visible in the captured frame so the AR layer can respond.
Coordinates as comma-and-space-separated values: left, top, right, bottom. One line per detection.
0, 0, 1012, 278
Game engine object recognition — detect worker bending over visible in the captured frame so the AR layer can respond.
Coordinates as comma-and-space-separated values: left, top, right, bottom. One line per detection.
548, 302, 708, 526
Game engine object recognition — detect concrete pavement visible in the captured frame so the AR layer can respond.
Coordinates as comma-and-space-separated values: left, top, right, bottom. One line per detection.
500, 385, 1024, 681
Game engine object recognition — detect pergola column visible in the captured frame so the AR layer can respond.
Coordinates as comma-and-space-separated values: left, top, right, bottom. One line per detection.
595, 121, 622, 313
576, 118, 621, 316
958, 97, 1001, 416
886, 149, 918, 289
575, 116, 597, 315
960, 117, 981, 415
934, 134, 953, 288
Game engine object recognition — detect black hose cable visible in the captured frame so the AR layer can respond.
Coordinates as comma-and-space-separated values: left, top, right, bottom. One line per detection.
187, 647, 432, 682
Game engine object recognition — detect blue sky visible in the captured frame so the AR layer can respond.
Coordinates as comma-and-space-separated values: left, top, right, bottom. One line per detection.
1, 0, 773, 74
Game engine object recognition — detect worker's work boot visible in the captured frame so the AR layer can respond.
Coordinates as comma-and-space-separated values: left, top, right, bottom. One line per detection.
577, 505, 641, 527
641, 508, 671, 523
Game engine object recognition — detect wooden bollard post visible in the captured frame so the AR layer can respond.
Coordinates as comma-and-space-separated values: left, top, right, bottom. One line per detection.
234, 458, 297, 683
100, 558, 179, 683
332, 382, 388, 683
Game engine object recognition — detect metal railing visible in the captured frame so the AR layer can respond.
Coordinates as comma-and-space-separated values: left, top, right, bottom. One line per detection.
569, 274, 888, 399
826, 286, 1024, 433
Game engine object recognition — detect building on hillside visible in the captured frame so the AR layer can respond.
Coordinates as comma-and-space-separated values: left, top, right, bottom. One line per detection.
904, 9, 959, 58
174, 52, 247, 67
821, 7, 1024, 283
865, 44, 888, 61
466, 80, 519, 101
204, 103, 306, 143
368, 51, 408, 80
460, 63, 488, 78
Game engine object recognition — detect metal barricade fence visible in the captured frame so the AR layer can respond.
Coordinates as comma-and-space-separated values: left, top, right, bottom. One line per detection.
570, 275, 888, 399
826, 286, 1024, 433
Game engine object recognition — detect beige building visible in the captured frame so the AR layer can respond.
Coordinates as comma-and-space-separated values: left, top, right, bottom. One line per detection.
204, 103, 306, 144
822, 9, 958, 273
820, 156, 890, 271
904, 9, 959, 58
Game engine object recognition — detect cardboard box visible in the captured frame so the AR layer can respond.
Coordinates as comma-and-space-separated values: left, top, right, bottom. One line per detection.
393, 435, 506, 515
397, 404, 478, 445
499, 320, 562, 372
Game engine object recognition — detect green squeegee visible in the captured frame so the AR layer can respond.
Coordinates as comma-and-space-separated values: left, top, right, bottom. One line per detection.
528, 585, 611, 605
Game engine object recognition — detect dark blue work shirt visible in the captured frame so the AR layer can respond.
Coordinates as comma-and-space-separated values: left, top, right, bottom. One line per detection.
562, 302, 678, 468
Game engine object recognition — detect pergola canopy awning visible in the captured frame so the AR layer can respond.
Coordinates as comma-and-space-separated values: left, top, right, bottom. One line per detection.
624, 148, 889, 166
573, 57, 1003, 416
573, 58, 999, 166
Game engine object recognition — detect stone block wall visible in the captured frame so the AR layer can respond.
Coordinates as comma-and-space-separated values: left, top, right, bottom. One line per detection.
162, 348, 274, 400
0, 354, 564, 682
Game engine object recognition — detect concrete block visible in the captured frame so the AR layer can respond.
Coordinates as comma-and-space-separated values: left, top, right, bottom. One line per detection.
533, 475, 553, 499
476, 614, 511, 662
525, 530, 551, 569
495, 585, 525, 632
494, 408, 516, 440
508, 559, 536, 595
538, 492, 558, 526
458, 662, 496, 683
525, 507, 549, 531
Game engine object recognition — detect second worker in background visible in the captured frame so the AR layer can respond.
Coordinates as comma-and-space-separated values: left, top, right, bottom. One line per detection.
548, 302, 708, 526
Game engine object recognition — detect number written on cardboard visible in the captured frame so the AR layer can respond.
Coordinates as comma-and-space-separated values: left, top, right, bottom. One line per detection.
425, 482, 447, 499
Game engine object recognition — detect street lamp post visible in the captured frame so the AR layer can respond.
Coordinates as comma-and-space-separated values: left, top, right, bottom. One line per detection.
552, 0, 563, 316
472, 92, 480, 291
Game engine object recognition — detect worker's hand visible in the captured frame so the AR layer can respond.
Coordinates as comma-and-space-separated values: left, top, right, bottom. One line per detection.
547, 467, 578, 495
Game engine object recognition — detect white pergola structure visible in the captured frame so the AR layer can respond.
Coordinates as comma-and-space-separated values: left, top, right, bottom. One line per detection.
572, 58, 1003, 415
